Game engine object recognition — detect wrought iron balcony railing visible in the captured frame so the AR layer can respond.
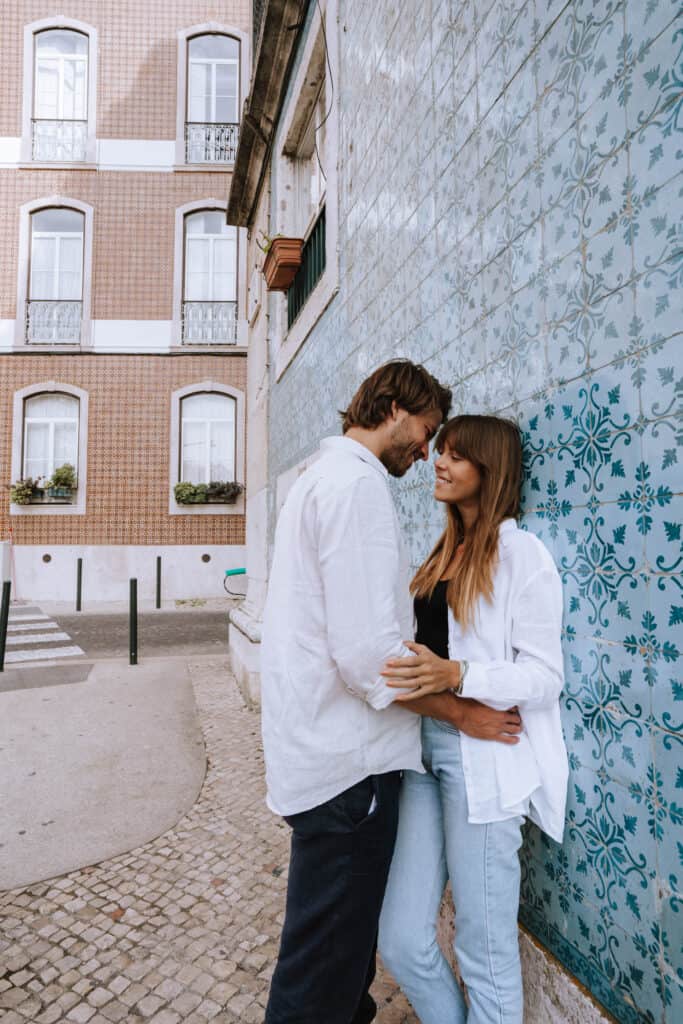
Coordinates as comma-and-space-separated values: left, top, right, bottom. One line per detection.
32, 119, 87, 162
26, 300, 82, 343
184, 122, 239, 163
287, 207, 326, 329
182, 301, 238, 344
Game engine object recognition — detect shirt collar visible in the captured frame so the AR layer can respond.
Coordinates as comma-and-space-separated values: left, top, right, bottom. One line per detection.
499, 518, 518, 535
319, 435, 389, 478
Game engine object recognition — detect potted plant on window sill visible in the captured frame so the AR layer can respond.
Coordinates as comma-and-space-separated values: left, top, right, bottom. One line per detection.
8, 477, 45, 504
259, 232, 303, 292
46, 463, 77, 500
174, 481, 244, 505
206, 481, 243, 504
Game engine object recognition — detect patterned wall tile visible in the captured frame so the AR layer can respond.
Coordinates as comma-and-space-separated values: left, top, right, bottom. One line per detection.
267, 1, 683, 1018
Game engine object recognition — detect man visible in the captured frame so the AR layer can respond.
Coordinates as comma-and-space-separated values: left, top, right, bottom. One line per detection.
261, 360, 522, 1024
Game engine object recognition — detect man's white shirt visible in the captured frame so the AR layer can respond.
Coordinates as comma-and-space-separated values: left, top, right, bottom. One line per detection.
260, 435, 423, 817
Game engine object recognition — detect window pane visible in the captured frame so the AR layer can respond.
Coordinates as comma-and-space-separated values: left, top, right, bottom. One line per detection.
189, 34, 238, 61
185, 237, 210, 300
63, 58, 87, 119
210, 420, 233, 480
181, 420, 207, 482
35, 60, 59, 118
57, 236, 83, 299
188, 61, 212, 121
183, 393, 233, 420
26, 394, 79, 419
30, 236, 56, 299
215, 62, 238, 122
33, 208, 83, 232
54, 421, 78, 468
186, 211, 227, 235
212, 238, 236, 300
24, 422, 50, 480
36, 29, 88, 57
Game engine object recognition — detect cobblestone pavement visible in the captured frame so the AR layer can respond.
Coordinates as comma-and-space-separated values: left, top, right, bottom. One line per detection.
0, 656, 417, 1023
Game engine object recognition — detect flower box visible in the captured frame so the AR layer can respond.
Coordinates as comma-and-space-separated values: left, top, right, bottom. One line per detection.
262, 237, 304, 292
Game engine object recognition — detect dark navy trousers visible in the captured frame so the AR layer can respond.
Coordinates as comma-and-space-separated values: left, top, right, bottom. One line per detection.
264, 771, 401, 1024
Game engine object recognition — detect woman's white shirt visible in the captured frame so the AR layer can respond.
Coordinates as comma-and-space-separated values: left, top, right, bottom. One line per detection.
449, 518, 569, 842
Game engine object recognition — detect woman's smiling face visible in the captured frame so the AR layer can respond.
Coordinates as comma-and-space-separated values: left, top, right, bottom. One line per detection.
433, 440, 482, 505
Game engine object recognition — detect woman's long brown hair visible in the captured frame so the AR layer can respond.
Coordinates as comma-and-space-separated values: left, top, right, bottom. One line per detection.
411, 415, 523, 627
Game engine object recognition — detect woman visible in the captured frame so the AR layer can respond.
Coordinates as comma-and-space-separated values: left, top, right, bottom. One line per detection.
377, 414, 568, 1024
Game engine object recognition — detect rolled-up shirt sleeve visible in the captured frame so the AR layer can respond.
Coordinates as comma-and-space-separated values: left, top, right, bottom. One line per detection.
460, 566, 564, 711
317, 474, 414, 710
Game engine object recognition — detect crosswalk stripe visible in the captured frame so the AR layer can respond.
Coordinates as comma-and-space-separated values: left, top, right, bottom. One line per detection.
6, 632, 71, 646
7, 613, 51, 622
7, 621, 60, 633
5, 645, 84, 664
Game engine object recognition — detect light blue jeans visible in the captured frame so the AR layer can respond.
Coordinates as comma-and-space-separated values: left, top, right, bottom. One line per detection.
378, 718, 524, 1024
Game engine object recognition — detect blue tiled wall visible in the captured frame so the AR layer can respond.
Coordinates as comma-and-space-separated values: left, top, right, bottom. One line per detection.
268, 1, 682, 1019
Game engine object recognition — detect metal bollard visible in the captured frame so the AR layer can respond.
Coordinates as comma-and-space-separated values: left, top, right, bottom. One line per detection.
155, 556, 161, 610
76, 557, 83, 612
0, 579, 11, 672
129, 578, 138, 665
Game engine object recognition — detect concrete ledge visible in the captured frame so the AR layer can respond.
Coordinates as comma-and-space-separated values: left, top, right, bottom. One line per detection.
0, 658, 206, 890
228, 607, 262, 706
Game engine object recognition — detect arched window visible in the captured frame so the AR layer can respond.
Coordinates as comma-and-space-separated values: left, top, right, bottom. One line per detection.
33, 29, 88, 161
180, 392, 236, 483
23, 392, 79, 483
178, 27, 246, 164
27, 207, 84, 343
182, 210, 237, 343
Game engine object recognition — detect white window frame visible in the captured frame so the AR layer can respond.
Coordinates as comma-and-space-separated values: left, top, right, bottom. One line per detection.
172, 199, 248, 347
10, 382, 89, 517
169, 382, 245, 516
15, 196, 94, 349
180, 393, 237, 483
187, 44, 240, 124
175, 23, 250, 168
21, 18, 98, 165
271, 0, 339, 380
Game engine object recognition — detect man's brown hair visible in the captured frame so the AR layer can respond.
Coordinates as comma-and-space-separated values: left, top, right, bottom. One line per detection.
340, 360, 452, 433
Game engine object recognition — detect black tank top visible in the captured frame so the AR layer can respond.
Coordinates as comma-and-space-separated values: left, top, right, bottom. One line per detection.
414, 579, 449, 659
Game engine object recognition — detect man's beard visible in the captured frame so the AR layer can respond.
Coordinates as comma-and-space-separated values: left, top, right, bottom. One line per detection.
380, 423, 420, 477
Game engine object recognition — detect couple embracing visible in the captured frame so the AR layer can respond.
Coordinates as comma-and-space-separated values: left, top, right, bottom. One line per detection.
261, 360, 569, 1024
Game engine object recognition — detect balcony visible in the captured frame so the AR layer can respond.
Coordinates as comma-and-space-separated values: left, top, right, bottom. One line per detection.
287, 207, 326, 329
32, 119, 87, 162
182, 301, 238, 344
26, 300, 82, 344
184, 122, 239, 164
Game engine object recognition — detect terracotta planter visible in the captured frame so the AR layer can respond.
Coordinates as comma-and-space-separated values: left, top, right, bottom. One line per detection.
262, 237, 304, 291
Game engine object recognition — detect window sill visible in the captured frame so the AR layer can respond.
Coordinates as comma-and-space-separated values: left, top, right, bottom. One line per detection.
168, 343, 248, 355
10, 499, 85, 516
275, 263, 339, 380
10, 343, 88, 354
169, 494, 245, 516
173, 162, 235, 173
18, 162, 97, 171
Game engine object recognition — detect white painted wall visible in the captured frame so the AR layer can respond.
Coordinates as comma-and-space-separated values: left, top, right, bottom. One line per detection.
10, 545, 246, 603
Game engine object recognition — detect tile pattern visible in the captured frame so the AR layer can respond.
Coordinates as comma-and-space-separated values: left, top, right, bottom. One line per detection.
0, 0, 250, 139
0, 355, 247, 546
0, 171, 237, 321
0, 657, 416, 1024
267, 0, 683, 1020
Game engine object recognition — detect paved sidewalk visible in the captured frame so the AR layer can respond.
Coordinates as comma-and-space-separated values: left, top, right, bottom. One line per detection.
0, 655, 417, 1023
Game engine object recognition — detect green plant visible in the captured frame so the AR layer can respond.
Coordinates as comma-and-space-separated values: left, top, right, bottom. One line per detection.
174, 481, 209, 504
9, 477, 42, 504
206, 480, 244, 503
47, 463, 77, 489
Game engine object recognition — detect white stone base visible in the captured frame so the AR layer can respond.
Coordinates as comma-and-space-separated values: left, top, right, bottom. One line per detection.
436, 889, 609, 1023
228, 605, 261, 706
8, 544, 246, 603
